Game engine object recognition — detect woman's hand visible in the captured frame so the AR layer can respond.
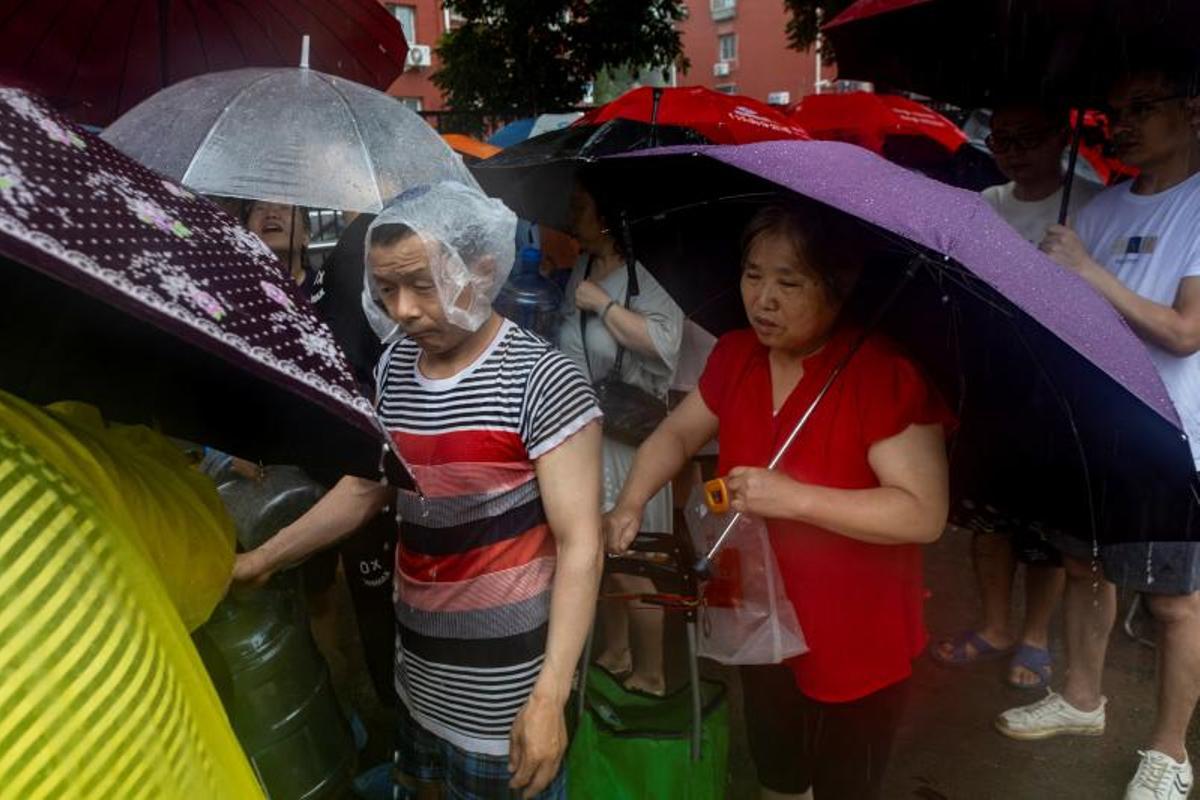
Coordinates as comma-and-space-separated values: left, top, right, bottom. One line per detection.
603, 504, 643, 554
724, 467, 804, 519
574, 279, 612, 314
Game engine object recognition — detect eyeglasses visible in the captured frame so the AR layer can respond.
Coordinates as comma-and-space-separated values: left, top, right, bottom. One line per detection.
1104, 94, 1186, 126
985, 129, 1057, 154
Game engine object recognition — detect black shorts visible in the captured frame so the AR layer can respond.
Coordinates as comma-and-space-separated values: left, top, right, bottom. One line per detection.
952, 499, 1063, 567
740, 664, 908, 799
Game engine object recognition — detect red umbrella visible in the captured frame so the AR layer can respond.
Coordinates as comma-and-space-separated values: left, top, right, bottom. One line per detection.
575, 86, 810, 145
789, 92, 966, 157
0, 0, 409, 128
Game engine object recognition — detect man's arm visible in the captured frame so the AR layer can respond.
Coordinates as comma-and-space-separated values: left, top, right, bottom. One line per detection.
1042, 224, 1200, 356
233, 475, 393, 585
508, 421, 604, 798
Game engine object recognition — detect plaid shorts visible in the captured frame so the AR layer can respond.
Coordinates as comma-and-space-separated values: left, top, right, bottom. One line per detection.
952, 498, 1063, 567
393, 703, 566, 800
1044, 531, 1200, 595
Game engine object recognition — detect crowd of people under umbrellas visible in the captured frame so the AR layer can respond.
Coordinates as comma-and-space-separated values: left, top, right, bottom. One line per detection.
212, 43, 1200, 800
4, 21, 1199, 800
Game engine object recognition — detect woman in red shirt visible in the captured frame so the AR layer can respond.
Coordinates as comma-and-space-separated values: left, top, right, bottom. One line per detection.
605, 201, 954, 799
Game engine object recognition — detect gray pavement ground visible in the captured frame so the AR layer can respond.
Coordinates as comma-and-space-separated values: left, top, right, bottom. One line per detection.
721, 528, 1196, 800
324, 527, 1198, 800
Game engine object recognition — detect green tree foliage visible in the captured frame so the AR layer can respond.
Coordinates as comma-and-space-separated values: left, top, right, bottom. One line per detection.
783, 0, 855, 59
434, 0, 687, 119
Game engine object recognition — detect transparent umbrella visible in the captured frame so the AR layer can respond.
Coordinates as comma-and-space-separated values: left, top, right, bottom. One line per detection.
102, 65, 476, 213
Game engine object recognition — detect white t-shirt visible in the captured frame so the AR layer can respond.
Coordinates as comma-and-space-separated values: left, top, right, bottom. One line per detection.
982, 177, 1102, 244
1075, 172, 1200, 465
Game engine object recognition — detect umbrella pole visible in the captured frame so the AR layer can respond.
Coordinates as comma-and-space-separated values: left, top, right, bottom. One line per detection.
1057, 109, 1086, 225
693, 255, 926, 577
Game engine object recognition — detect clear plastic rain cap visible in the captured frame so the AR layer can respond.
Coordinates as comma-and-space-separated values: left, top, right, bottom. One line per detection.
363, 181, 517, 336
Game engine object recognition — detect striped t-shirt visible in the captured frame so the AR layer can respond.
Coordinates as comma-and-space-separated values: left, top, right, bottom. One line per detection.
375, 318, 600, 755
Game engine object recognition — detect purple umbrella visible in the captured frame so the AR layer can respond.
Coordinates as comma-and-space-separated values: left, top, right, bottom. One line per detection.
586, 141, 1196, 547
0, 88, 401, 480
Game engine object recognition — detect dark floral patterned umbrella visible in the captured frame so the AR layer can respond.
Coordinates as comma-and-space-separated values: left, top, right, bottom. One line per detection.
0, 89, 399, 480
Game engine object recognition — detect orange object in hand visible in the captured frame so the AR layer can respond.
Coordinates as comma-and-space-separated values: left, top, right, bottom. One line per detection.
704, 478, 730, 513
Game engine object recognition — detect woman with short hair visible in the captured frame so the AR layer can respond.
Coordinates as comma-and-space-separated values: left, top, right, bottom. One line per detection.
605, 200, 954, 799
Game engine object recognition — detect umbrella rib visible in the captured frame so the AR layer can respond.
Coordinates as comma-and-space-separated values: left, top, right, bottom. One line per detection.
1011, 321, 1101, 554
59, 0, 125, 115
228, 0, 290, 63
179, 69, 280, 185
266, 0, 378, 80
112, 0, 149, 117
325, 74, 384, 211
204, 0, 250, 65
178, 0, 210, 74
5, 0, 41, 57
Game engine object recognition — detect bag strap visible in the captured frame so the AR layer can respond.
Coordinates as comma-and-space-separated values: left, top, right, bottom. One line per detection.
581, 254, 636, 381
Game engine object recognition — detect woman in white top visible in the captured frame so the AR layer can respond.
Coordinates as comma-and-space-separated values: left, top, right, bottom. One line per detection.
557, 180, 684, 694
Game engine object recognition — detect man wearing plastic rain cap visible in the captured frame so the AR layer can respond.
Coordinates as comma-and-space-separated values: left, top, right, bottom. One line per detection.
235, 181, 603, 800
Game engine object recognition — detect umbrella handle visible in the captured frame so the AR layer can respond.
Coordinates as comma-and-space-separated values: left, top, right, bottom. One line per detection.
703, 478, 730, 513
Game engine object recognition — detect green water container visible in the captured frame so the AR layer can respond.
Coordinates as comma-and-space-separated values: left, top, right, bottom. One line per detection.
195, 467, 355, 800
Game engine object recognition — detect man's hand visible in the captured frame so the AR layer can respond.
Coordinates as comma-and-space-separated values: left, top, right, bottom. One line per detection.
725, 467, 803, 519
232, 548, 275, 589
574, 279, 611, 314
602, 504, 642, 554
508, 692, 567, 798
1039, 224, 1098, 276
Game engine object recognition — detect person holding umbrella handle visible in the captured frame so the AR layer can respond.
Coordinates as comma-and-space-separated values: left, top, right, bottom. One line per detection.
998, 50, 1200, 800
604, 201, 953, 800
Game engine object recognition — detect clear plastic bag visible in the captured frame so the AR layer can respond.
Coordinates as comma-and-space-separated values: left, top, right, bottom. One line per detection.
685, 485, 808, 665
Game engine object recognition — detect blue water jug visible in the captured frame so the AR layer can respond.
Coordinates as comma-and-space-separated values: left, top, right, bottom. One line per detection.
496, 245, 564, 339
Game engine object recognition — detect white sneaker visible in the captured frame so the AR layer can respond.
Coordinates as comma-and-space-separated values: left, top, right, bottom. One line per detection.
1125, 750, 1193, 800
994, 690, 1106, 740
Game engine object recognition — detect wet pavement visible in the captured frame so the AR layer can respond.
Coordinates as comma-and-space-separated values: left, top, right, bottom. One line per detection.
722, 527, 1193, 800
323, 527, 1197, 800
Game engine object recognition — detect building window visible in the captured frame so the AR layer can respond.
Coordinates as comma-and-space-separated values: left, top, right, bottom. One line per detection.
388, 4, 417, 44
714, 84, 737, 95
718, 33, 737, 62
711, 0, 736, 21
397, 96, 423, 112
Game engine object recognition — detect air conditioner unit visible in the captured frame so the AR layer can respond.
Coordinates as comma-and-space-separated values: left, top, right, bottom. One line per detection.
713, 61, 731, 77
406, 45, 433, 70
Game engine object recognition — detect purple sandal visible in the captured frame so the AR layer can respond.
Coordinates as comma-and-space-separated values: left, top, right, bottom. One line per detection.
1007, 644, 1053, 690
930, 630, 1012, 666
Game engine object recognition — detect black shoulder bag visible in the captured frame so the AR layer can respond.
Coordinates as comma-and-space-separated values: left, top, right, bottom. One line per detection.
581, 257, 669, 446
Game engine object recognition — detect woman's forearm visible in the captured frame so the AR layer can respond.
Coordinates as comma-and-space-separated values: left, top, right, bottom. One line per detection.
784, 482, 947, 545
615, 426, 694, 511
258, 475, 393, 571
600, 303, 662, 361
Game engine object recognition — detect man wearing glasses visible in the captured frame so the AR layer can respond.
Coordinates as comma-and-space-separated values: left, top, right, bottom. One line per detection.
997, 52, 1200, 800
933, 100, 1099, 690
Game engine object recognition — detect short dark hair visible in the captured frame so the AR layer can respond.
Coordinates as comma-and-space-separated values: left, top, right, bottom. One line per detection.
1113, 44, 1200, 98
740, 199, 863, 303
990, 96, 1070, 130
368, 221, 491, 268
368, 222, 418, 249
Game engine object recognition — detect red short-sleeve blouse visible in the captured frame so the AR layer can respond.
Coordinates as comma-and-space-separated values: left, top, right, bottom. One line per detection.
699, 324, 954, 702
